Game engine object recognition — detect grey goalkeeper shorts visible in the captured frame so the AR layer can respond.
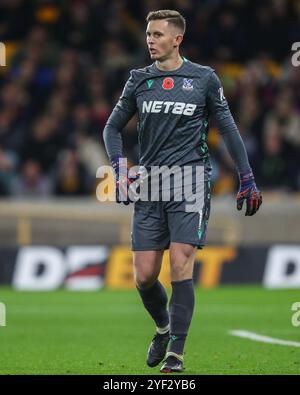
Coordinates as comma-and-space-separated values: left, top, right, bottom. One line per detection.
131, 164, 211, 251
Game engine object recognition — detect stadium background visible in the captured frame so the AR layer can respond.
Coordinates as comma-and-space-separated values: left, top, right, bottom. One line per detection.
0, 0, 300, 375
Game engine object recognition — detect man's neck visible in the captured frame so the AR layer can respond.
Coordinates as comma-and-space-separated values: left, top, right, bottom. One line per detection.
155, 53, 184, 71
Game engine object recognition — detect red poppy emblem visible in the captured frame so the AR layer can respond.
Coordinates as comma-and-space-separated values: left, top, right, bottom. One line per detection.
162, 77, 174, 90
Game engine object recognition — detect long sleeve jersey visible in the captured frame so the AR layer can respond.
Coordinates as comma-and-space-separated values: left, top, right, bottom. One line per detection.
103, 57, 251, 173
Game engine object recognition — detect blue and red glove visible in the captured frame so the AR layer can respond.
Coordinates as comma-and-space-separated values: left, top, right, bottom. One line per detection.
236, 171, 262, 216
111, 156, 139, 205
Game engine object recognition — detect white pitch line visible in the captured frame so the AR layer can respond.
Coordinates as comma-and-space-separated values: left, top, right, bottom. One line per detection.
229, 330, 300, 348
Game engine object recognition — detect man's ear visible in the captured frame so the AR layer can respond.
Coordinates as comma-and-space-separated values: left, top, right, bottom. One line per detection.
174, 34, 183, 48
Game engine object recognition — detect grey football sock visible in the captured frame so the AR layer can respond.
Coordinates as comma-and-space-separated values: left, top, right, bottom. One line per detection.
169, 278, 195, 355
136, 280, 169, 329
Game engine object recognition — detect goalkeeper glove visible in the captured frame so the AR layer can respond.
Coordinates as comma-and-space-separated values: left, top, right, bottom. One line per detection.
111, 156, 139, 205
236, 170, 262, 216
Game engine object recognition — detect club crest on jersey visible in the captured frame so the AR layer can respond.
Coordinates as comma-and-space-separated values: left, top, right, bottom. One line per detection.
182, 78, 193, 91
162, 77, 174, 90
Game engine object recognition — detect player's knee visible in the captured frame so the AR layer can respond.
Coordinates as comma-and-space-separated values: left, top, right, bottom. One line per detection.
171, 263, 189, 280
170, 251, 194, 280
171, 251, 191, 267
135, 273, 157, 290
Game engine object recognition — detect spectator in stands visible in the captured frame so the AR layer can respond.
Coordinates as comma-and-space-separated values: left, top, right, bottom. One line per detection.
20, 114, 61, 173
0, 0, 299, 197
74, 130, 108, 180
0, 148, 17, 195
11, 159, 52, 197
53, 149, 90, 196
253, 120, 298, 191
266, 89, 300, 147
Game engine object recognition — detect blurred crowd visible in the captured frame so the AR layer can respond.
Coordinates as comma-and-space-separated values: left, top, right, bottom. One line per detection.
0, 0, 299, 198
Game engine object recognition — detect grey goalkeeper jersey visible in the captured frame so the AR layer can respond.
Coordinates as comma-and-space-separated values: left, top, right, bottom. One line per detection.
103, 58, 251, 172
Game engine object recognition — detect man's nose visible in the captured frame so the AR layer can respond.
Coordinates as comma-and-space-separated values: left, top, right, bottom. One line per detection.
147, 36, 154, 45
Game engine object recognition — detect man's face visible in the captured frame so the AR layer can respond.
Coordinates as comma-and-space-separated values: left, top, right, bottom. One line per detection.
146, 20, 182, 61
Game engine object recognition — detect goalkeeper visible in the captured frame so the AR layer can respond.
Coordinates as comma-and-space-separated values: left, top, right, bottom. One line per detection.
103, 9, 262, 373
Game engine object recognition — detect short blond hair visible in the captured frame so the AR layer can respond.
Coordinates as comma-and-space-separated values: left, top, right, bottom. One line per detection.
146, 10, 186, 34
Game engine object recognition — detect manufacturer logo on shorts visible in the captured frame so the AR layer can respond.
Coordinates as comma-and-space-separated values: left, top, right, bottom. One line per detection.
162, 77, 174, 90
182, 78, 193, 91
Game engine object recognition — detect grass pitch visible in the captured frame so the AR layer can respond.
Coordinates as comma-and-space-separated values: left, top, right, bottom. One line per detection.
0, 286, 299, 375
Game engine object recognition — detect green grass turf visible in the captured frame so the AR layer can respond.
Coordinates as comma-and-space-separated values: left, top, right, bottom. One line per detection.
0, 286, 300, 375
